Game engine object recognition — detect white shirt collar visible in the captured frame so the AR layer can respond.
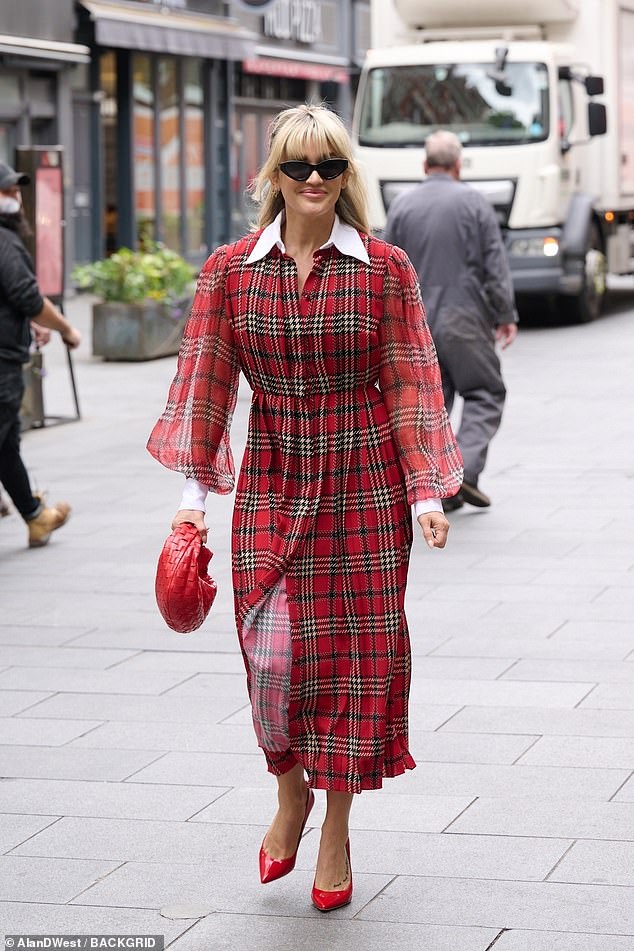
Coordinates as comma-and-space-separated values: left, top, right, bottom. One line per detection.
245, 211, 370, 265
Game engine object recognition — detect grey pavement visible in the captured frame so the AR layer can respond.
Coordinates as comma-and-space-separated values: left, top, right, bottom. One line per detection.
1, 284, 634, 950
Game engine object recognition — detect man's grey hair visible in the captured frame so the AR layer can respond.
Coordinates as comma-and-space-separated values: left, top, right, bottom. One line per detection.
424, 130, 462, 169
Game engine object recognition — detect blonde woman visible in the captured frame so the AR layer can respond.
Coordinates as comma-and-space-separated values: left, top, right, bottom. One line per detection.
148, 104, 462, 911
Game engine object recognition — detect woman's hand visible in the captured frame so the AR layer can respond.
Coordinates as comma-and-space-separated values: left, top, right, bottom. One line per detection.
171, 509, 208, 543
417, 511, 450, 549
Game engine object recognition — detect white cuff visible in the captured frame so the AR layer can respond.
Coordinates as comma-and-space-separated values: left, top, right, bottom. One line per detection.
179, 478, 208, 512
414, 498, 443, 517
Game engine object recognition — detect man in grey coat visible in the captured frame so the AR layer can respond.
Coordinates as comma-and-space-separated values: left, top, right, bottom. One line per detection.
383, 130, 518, 509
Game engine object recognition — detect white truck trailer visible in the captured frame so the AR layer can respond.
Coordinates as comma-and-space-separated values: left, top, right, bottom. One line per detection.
351, 0, 634, 322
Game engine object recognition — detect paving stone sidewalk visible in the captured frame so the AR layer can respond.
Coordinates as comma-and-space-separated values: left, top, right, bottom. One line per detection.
1, 288, 633, 950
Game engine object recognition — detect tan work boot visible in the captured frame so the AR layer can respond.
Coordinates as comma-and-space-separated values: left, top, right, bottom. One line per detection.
26, 499, 71, 548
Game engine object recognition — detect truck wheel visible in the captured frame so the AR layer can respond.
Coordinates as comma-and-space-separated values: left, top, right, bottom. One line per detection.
559, 224, 607, 323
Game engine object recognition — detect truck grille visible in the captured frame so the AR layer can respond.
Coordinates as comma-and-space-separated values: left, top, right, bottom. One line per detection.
465, 178, 516, 228
380, 178, 516, 228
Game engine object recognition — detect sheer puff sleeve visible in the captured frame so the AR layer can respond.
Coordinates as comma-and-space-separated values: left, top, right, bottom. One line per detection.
379, 245, 463, 504
146, 245, 240, 494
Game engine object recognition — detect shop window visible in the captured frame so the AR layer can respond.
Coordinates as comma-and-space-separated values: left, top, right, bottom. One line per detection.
27, 74, 55, 108
262, 77, 277, 100
231, 107, 278, 240
0, 75, 21, 107
133, 54, 156, 245
0, 124, 15, 165
320, 81, 339, 111
179, 0, 224, 12
184, 59, 205, 255
158, 57, 181, 251
234, 67, 307, 106
31, 119, 56, 146
243, 74, 259, 99
279, 78, 306, 101
100, 52, 118, 254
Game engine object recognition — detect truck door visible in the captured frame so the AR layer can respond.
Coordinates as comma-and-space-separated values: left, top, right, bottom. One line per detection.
557, 73, 575, 219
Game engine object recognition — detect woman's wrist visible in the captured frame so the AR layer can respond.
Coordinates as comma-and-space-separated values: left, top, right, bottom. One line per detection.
413, 498, 443, 517
180, 478, 209, 512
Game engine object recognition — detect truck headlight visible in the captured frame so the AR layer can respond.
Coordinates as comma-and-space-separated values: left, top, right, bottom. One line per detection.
508, 237, 560, 257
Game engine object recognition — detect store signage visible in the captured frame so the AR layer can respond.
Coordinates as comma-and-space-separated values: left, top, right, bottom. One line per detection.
263, 0, 322, 44
243, 56, 348, 83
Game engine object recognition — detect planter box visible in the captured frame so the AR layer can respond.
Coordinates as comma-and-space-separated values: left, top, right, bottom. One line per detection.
92, 298, 191, 361
20, 351, 45, 431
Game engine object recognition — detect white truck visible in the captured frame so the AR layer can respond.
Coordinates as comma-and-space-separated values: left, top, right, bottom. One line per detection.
351, 0, 634, 322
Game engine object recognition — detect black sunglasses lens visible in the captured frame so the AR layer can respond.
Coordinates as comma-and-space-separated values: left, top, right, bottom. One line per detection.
280, 162, 312, 181
279, 159, 348, 181
318, 160, 348, 179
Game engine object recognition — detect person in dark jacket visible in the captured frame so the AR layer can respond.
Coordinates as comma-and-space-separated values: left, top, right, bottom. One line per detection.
383, 130, 518, 509
0, 162, 81, 547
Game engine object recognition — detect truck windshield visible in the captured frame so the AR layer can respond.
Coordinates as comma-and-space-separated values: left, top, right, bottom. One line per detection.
358, 62, 549, 147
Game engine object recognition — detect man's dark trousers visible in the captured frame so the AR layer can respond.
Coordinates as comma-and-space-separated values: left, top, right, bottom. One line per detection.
432, 312, 506, 486
0, 362, 39, 518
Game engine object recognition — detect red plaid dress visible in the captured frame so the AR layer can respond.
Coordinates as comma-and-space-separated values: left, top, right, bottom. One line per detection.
148, 229, 463, 793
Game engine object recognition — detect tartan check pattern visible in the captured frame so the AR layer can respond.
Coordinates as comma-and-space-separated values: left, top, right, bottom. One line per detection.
241, 574, 292, 751
148, 231, 463, 793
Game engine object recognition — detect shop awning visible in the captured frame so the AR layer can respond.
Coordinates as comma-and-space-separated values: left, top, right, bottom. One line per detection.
0, 34, 90, 64
79, 0, 256, 61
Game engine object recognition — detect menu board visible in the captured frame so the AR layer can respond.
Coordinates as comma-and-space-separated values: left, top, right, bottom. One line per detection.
35, 164, 64, 300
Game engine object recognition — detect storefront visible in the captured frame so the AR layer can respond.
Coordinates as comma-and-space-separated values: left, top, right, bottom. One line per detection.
75, 0, 255, 263
1, 1, 369, 269
0, 0, 90, 287
227, 0, 368, 237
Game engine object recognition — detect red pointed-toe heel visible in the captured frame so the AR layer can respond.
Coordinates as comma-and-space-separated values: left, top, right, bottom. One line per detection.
259, 787, 315, 884
311, 839, 353, 912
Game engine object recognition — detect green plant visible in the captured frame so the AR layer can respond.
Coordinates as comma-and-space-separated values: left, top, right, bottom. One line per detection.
72, 243, 197, 304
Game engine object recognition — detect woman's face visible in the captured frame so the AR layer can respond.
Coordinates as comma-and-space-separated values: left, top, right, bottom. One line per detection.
272, 141, 349, 223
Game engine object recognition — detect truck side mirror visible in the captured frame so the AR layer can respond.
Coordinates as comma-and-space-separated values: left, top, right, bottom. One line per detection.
588, 101, 607, 137
494, 78, 513, 97
585, 75, 604, 96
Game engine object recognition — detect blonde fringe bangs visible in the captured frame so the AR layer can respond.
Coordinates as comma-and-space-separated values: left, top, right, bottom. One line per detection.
250, 104, 370, 235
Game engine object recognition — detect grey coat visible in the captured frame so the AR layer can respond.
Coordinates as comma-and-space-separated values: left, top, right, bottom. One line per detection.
383, 173, 518, 336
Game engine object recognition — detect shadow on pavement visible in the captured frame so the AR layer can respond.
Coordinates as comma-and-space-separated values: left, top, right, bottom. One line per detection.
516, 277, 634, 329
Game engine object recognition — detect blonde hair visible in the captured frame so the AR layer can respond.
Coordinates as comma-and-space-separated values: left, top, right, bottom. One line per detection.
250, 103, 370, 234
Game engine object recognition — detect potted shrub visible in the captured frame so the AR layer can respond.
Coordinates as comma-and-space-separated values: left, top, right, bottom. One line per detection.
72, 243, 197, 361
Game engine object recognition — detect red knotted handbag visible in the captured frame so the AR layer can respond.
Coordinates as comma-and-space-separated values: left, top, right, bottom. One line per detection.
155, 522, 217, 633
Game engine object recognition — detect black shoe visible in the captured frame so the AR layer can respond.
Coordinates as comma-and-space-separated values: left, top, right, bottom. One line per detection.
460, 481, 491, 507
442, 493, 464, 512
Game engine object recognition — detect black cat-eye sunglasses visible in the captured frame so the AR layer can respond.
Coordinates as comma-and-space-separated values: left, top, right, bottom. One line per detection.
278, 159, 349, 181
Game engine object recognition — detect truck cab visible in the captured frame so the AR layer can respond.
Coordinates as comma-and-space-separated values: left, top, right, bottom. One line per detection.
353, 0, 610, 322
